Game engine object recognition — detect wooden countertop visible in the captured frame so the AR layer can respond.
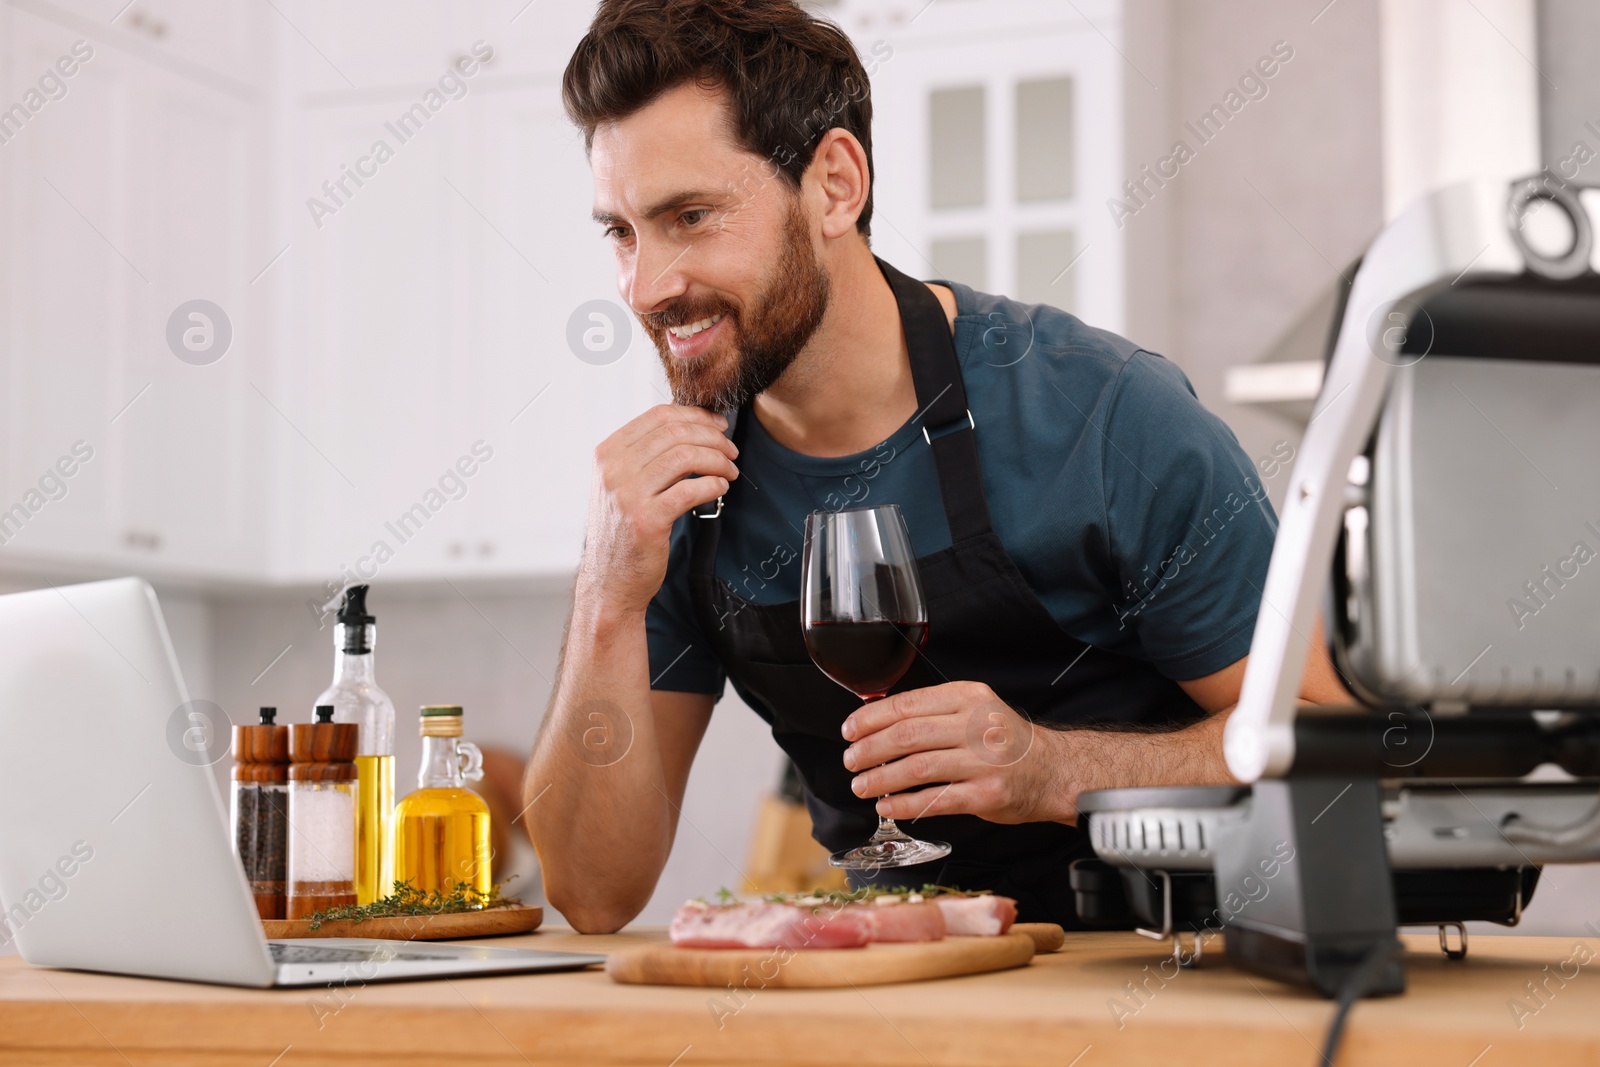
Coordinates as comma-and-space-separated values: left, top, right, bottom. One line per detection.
1, 928, 1597, 1066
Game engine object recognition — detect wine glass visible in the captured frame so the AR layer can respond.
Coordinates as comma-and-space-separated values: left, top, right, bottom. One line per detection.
802, 504, 951, 869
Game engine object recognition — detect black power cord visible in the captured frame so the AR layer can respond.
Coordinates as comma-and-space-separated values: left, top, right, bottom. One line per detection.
1319, 938, 1405, 1065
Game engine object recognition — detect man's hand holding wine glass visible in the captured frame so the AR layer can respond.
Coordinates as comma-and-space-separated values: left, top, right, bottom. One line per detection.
840, 680, 1077, 826
840, 669, 1285, 831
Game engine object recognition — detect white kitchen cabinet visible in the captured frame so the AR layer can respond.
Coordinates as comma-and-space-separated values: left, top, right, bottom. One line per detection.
273, 92, 483, 584
1, 15, 124, 564
0, 9, 267, 577
114, 45, 267, 575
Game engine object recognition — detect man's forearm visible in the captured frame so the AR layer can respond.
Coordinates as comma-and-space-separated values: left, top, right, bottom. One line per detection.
1045, 708, 1238, 823
524, 589, 673, 928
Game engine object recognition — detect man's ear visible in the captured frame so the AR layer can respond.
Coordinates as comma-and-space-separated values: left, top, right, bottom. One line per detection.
808, 128, 870, 241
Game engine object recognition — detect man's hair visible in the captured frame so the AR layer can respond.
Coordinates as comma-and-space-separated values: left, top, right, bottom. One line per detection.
563, 0, 875, 237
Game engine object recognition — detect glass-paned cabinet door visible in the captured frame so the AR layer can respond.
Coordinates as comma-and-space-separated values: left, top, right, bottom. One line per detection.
836, 0, 1123, 333
929, 86, 987, 209
1016, 77, 1075, 203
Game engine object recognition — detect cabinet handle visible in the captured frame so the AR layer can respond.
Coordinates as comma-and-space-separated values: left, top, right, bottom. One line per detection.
124, 530, 163, 551
122, 10, 170, 40
450, 50, 493, 71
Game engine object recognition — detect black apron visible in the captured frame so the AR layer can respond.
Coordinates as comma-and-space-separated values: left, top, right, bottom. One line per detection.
689, 257, 1207, 927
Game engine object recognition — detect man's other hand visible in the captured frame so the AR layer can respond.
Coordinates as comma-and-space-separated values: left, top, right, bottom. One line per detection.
579, 404, 739, 617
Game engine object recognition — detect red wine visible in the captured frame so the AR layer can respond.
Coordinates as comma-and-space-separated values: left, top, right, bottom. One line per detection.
803, 620, 929, 699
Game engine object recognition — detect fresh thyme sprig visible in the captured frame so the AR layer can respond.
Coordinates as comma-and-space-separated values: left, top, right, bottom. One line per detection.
762, 884, 989, 905
751, 884, 991, 912
303, 879, 522, 931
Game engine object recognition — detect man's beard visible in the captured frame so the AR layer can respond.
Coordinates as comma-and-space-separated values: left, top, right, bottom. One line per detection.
641, 201, 831, 412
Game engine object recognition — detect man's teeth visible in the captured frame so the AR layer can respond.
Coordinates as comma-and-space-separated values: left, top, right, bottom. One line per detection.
669, 312, 724, 340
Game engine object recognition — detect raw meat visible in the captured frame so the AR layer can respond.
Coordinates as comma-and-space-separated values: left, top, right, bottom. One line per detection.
935, 894, 1017, 936
849, 900, 946, 942
669, 901, 871, 949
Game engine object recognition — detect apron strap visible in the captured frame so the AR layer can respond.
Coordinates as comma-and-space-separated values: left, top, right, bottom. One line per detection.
688, 409, 751, 581
690, 256, 996, 585
874, 256, 994, 544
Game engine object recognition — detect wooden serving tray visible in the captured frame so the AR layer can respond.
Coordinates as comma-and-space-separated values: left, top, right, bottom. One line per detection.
607, 930, 1037, 988
263, 904, 542, 940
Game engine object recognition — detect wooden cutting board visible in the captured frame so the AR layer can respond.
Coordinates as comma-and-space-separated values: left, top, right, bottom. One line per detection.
1013, 922, 1065, 953
607, 931, 1036, 988
262, 904, 542, 940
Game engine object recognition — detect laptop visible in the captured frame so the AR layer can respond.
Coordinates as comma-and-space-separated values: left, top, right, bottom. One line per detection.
0, 577, 605, 987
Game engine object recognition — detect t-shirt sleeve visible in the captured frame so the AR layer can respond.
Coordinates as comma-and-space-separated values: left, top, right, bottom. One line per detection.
1098, 350, 1279, 680
645, 515, 727, 697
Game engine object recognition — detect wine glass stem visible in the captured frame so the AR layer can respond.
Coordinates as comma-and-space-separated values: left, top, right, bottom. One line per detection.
861, 695, 906, 840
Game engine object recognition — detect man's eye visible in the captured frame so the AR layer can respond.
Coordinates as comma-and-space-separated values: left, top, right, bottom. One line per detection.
603, 225, 631, 241
680, 209, 710, 227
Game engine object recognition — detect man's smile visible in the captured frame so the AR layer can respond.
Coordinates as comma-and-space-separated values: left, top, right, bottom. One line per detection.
664, 311, 728, 358
667, 311, 725, 340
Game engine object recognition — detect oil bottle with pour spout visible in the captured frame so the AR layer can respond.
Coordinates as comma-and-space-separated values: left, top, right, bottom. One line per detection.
316, 585, 395, 904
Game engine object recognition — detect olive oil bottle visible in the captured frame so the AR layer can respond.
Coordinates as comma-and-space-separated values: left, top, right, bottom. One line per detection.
394, 705, 491, 895
316, 585, 395, 905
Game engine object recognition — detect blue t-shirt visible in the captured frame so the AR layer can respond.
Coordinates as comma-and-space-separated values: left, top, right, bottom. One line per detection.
646, 279, 1278, 697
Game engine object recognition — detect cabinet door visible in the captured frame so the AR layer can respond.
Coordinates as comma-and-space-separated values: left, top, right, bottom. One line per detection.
3, 13, 266, 576
2, 16, 129, 564
274, 95, 483, 584
112, 50, 266, 575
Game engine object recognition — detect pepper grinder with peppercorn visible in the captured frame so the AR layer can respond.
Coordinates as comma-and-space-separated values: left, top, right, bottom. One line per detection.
231, 707, 290, 920
286, 705, 359, 919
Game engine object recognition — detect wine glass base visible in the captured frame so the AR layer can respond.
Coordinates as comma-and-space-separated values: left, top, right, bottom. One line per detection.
828, 836, 951, 870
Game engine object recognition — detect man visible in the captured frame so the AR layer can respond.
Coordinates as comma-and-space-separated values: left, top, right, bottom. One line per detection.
526, 0, 1347, 932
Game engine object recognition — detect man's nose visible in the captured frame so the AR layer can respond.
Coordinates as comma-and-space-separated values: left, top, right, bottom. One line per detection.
624, 235, 690, 315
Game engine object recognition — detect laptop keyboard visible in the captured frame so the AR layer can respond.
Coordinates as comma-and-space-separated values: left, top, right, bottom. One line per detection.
270, 942, 449, 964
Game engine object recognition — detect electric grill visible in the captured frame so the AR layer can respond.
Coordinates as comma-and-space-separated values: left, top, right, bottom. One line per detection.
1073, 175, 1600, 998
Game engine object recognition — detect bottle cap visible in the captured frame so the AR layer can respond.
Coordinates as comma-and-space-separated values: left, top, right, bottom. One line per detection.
336, 587, 375, 654
290, 709, 358, 773
232, 706, 290, 776
336, 585, 374, 625
420, 704, 464, 738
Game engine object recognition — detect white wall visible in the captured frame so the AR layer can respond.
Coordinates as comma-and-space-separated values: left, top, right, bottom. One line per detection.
1133, 0, 1386, 495
1380, 0, 1539, 219
1538, 0, 1600, 180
